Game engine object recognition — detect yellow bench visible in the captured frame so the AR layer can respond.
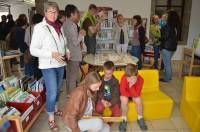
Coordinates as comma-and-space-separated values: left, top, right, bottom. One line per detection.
180, 77, 200, 132
100, 70, 174, 121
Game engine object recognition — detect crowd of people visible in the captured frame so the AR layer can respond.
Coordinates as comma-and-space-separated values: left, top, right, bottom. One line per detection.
0, 1, 181, 131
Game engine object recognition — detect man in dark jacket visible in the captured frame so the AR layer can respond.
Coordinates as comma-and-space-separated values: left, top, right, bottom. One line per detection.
96, 61, 121, 117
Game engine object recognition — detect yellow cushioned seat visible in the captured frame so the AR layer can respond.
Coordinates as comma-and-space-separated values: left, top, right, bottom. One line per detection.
99, 70, 174, 121
180, 77, 200, 132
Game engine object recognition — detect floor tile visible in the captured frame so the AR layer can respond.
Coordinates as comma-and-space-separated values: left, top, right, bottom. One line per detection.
151, 119, 176, 130
170, 117, 188, 129
177, 129, 190, 132
171, 104, 182, 117
154, 130, 177, 132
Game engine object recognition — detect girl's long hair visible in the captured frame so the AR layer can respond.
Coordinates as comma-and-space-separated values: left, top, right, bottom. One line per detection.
79, 71, 101, 95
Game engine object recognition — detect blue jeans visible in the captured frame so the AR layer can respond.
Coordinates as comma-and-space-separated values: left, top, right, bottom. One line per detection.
41, 67, 64, 113
153, 45, 160, 69
161, 49, 174, 81
129, 45, 142, 69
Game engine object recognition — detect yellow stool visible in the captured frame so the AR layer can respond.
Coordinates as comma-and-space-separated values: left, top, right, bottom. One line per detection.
180, 76, 200, 132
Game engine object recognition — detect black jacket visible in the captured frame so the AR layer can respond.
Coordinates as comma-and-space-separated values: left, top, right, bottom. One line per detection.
161, 25, 178, 51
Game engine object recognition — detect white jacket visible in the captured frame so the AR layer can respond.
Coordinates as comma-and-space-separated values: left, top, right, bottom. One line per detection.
30, 19, 69, 69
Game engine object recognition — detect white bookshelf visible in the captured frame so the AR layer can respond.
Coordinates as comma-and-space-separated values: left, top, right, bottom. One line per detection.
96, 19, 116, 53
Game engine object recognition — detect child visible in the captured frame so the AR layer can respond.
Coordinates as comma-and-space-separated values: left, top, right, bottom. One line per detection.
62, 72, 110, 132
114, 14, 129, 53
96, 61, 121, 117
119, 64, 147, 130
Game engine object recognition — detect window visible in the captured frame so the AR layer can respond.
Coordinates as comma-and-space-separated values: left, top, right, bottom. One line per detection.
155, 0, 185, 41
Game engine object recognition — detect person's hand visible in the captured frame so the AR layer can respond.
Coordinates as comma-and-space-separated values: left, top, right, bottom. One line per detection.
80, 42, 83, 50
105, 101, 111, 107
96, 23, 101, 31
52, 52, 65, 64
79, 29, 86, 37
101, 99, 111, 108
66, 51, 70, 60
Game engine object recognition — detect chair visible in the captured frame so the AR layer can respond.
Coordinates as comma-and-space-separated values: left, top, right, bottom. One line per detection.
180, 39, 200, 76
100, 70, 174, 121
180, 76, 200, 132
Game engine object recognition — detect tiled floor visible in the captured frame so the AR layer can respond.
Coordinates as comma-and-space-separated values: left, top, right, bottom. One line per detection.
29, 69, 190, 132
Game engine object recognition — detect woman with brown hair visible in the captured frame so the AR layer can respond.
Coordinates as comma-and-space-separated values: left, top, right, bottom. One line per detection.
62, 71, 110, 132
130, 15, 146, 69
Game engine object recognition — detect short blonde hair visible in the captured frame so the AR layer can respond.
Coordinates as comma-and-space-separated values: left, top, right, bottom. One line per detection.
44, 2, 59, 12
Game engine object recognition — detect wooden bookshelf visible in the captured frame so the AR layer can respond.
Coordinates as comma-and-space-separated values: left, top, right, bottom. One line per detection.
5, 104, 45, 132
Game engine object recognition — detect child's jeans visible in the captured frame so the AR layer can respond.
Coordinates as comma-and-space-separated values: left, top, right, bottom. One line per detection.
96, 101, 121, 117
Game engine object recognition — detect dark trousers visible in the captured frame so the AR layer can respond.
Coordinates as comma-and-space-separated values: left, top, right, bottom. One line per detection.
153, 45, 160, 69
85, 35, 96, 54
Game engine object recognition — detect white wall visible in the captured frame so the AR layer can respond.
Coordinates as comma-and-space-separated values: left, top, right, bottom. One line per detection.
10, 3, 32, 21
172, 0, 200, 60
187, 0, 200, 47
52, 0, 152, 36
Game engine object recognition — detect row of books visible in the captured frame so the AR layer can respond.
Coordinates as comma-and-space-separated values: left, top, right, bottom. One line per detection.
97, 31, 113, 40
0, 75, 45, 92
0, 106, 21, 117
100, 19, 114, 28
0, 76, 45, 103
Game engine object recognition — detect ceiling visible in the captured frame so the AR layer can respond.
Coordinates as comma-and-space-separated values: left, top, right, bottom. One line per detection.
0, 0, 34, 5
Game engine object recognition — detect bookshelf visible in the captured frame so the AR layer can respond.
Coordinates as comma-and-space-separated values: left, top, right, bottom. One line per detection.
96, 18, 116, 53
0, 76, 46, 132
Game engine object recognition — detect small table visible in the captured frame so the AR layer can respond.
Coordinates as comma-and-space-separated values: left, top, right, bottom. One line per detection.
83, 53, 138, 67
0, 54, 22, 79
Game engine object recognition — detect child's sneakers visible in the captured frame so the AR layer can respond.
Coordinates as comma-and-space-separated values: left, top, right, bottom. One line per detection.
119, 120, 127, 132
137, 118, 148, 131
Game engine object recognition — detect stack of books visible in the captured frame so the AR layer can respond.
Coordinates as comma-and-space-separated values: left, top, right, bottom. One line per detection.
28, 78, 45, 92
9, 91, 35, 104
3, 76, 19, 88
0, 102, 21, 116
19, 76, 33, 91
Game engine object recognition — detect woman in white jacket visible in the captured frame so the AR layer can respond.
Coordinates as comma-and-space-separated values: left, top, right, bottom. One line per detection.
114, 14, 129, 53
30, 2, 70, 131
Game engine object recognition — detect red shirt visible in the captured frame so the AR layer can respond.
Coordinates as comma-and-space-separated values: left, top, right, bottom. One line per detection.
120, 75, 144, 97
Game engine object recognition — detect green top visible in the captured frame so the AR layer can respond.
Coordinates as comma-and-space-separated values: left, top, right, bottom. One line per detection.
80, 11, 97, 36
150, 24, 161, 46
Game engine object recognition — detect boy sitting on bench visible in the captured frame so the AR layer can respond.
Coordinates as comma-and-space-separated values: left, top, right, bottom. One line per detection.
96, 61, 121, 117
120, 64, 148, 131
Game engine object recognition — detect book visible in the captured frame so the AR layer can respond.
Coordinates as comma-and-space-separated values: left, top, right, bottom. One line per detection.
3, 76, 19, 88
19, 76, 33, 91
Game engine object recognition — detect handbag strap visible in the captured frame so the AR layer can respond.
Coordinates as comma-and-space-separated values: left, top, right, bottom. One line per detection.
46, 25, 66, 55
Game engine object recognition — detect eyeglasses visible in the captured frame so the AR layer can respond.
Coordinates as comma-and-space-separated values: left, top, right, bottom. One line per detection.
47, 10, 58, 14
